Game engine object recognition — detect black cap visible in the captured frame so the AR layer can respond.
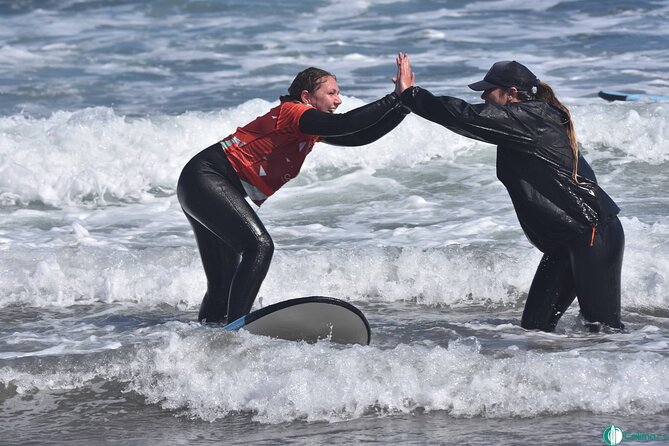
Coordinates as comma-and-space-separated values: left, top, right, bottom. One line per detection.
468, 61, 539, 91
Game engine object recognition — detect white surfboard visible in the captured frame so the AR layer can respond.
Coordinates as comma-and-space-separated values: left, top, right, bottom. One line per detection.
223, 296, 370, 345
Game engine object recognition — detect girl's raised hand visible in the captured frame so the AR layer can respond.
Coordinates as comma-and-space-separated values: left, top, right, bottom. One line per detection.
393, 52, 415, 96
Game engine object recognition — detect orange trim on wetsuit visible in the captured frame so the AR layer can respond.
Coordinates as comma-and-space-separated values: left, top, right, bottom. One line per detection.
221, 101, 320, 205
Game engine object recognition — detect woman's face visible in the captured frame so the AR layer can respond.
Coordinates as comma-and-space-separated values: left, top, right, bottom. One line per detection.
302, 76, 342, 113
481, 86, 510, 105
481, 86, 519, 106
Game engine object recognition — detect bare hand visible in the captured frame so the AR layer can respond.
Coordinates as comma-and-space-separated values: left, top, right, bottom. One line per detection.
392, 52, 415, 96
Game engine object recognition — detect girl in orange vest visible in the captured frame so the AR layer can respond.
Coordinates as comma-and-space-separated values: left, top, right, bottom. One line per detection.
178, 54, 415, 323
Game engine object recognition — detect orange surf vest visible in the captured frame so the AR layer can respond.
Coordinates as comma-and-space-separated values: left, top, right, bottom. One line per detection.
221, 101, 320, 206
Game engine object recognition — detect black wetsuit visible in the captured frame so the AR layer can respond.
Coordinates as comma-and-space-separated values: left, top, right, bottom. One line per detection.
177, 93, 409, 323
400, 86, 624, 331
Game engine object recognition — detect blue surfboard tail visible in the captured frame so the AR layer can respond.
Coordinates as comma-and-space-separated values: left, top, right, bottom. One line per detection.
223, 315, 248, 331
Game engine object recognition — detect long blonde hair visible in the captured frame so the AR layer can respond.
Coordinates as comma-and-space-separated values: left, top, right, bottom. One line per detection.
535, 82, 580, 181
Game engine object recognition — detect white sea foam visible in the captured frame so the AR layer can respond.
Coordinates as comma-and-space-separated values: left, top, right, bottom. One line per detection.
128, 330, 669, 422
575, 103, 669, 164
0, 96, 667, 313
2, 216, 667, 312
5, 325, 667, 424
1, 99, 664, 206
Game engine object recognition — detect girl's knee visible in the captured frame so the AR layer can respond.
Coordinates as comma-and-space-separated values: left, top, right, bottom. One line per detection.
259, 232, 274, 255
252, 231, 274, 265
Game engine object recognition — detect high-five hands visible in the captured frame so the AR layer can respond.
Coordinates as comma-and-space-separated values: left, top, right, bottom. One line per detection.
393, 52, 415, 96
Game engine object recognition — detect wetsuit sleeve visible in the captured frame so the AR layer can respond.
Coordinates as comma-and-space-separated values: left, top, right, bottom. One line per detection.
298, 93, 410, 140
320, 107, 409, 147
399, 86, 537, 148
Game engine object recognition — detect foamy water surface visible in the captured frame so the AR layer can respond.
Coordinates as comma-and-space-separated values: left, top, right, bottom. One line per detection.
1, 1, 669, 445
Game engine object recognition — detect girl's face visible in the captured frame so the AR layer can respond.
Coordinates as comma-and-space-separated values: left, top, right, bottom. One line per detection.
302, 76, 342, 113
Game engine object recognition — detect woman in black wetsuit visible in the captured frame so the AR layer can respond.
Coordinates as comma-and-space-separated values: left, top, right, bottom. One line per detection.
395, 57, 624, 332
178, 54, 414, 324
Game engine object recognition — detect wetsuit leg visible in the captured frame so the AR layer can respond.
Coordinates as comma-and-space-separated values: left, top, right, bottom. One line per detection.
184, 213, 239, 322
177, 145, 274, 323
521, 250, 577, 331
568, 217, 625, 329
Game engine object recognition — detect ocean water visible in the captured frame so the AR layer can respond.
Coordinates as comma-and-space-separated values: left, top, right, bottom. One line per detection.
1, 1, 669, 445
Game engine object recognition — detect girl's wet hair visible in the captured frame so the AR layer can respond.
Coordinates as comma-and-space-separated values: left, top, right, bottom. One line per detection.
280, 67, 335, 103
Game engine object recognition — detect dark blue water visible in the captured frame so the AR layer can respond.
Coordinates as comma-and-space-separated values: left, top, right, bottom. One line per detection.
2, 0, 669, 117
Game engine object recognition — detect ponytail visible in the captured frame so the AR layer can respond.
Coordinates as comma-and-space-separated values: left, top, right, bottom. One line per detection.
535, 82, 580, 182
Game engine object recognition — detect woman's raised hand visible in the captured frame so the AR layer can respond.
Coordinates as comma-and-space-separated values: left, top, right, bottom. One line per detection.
393, 52, 415, 96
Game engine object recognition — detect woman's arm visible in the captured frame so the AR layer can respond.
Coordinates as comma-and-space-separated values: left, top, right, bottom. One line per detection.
298, 93, 408, 138
316, 106, 409, 147
399, 86, 537, 147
